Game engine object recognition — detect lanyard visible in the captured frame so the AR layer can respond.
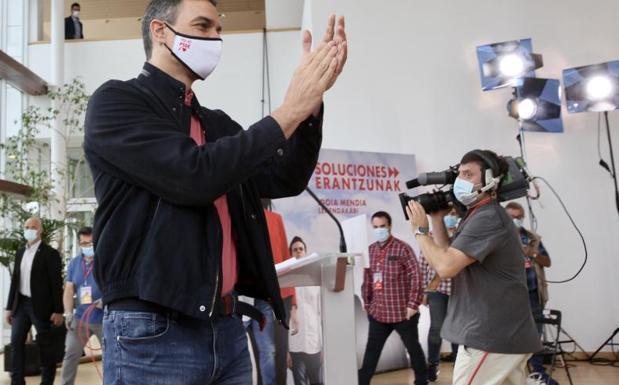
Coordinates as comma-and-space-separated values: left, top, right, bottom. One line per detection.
462, 197, 493, 222
82, 258, 94, 283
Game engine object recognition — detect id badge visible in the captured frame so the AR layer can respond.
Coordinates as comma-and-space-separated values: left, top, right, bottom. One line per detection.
79, 286, 92, 305
373, 272, 383, 290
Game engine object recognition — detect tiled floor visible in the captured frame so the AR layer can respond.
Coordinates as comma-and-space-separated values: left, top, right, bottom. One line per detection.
372, 360, 618, 385
0, 356, 616, 384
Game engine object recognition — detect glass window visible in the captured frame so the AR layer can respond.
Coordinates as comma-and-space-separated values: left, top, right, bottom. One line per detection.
67, 147, 95, 199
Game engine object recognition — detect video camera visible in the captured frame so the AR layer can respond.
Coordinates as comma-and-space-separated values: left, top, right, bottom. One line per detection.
399, 156, 531, 217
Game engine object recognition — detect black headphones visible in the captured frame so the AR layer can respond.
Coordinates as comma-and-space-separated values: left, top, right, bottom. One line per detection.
465, 150, 501, 189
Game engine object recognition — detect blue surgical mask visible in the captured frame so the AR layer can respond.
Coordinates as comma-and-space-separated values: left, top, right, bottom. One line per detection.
443, 215, 458, 228
513, 218, 524, 228
23, 229, 38, 242
373, 228, 390, 243
81, 246, 95, 257
453, 178, 479, 206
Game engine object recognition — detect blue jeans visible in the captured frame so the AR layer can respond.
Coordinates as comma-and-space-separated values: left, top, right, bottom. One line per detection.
244, 299, 276, 385
102, 309, 250, 385
10, 296, 56, 385
427, 292, 458, 367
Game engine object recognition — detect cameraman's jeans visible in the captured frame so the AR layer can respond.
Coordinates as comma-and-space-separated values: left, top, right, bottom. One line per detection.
358, 313, 428, 385
102, 309, 250, 385
427, 292, 458, 367
244, 299, 276, 385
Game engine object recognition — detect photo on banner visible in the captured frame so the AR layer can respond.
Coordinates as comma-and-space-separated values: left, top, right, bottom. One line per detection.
274, 148, 417, 255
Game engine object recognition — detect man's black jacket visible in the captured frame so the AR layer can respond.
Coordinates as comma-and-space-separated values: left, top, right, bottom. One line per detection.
64, 16, 83, 39
6, 242, 63, 321
83, 62, 322, 322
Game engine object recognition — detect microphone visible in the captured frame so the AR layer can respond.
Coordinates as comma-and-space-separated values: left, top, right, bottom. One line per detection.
304, 187, 347, 253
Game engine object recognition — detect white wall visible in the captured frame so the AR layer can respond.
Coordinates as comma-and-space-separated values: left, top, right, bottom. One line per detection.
26, 0, 619, 352
306, 0, 619, 352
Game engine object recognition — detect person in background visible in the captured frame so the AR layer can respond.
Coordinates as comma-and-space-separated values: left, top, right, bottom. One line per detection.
59, 226, 104, 385
287, 236, 323, 385
5, 217, 64, 385
246, 200, 298, 385
420, 208, 460, 382
359, 210, 427, 385
505, 202, 557, 385
64, 3, 84, 39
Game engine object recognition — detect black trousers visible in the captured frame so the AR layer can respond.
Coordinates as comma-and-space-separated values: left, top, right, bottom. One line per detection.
10, 295, 56, 385
290, 351, 322, 385
358, 313, 428, 385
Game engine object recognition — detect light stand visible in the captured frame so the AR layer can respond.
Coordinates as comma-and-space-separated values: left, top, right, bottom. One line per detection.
602, 111, 619, 214
589, 327, 619, 366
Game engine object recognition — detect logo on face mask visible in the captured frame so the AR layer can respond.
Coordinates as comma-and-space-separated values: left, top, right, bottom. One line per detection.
178, 38, 192, 52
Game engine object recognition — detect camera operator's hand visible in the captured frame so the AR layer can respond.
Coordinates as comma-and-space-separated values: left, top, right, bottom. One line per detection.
429, 207, 451, 219
406, 200, 429, 230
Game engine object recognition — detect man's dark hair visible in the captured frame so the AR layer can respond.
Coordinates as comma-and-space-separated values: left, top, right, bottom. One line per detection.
289, 236, 306, 253
371, 211, 392, 226
460, 149, 509, 182
71, 3, 80, 9
77, 226, 93, 238
505, 201, 524, 213
142, 0, 218, 60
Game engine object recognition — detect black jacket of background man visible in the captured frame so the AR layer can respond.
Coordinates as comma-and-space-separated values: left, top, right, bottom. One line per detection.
64, 16, 83, 39
83, 62, 322, 322
5, 242, 63, 321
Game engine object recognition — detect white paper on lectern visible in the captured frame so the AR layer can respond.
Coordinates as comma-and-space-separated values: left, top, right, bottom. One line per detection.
342, 215, 370, 305
275, 252, 321, 276
342, 215, 369, 268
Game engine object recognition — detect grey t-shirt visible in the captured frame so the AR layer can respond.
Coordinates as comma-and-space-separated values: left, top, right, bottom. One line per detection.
442, 200, 542, 354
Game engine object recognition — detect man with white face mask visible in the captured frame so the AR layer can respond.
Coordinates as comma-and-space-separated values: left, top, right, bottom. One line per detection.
406, 150, 542, 385
64, 3, 83, 39
359, 211, 427, 385
83, 1, 347, 384
5, 217, 64, 385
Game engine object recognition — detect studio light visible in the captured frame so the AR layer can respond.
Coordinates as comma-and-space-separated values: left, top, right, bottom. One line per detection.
563, 59, 619, 215
517, 98, 538, 120
585, 75, 613, 101
507, 78, 563, 133
477, 38, 543, 91
499, 54, 526, 78
563, 60, 619, 113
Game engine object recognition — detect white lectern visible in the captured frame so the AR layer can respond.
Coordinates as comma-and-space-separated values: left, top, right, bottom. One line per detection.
277, 253, 360, 385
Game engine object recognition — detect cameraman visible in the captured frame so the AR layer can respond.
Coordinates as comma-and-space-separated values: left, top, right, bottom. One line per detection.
406, 150, 541, 385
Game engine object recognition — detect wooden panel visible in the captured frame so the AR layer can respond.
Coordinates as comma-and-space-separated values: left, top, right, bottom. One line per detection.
42, 0, 264, 20
0, 50, 48, 95
40, 10, 265, 41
